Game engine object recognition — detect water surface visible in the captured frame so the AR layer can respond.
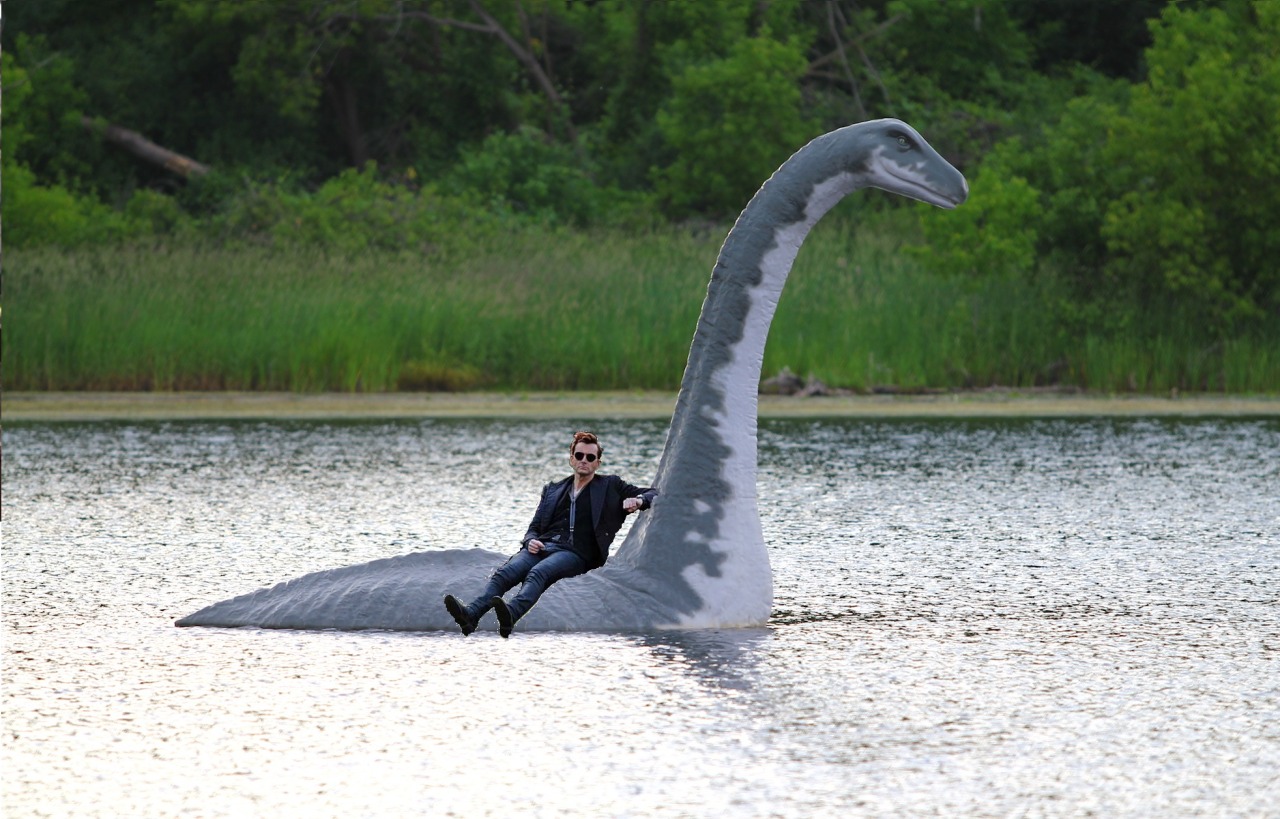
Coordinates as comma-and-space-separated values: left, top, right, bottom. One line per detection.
4, 417, 1278, 817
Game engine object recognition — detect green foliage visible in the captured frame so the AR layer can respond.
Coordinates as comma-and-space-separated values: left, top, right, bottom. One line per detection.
207, 163, 499, 254
2, 51, 127, 247
655, 33, 816, 216
2, 51, 36, 161
122, 189, 193, 237
3, 36, 100, 190
917, 143, 1041, 281
921, 77, 1125, 290
1100, 0, 1280, 325
770, 213, 1069, 391
884, 0, 1035, 104
397, 360, 484, 392
823, 0, 1038, 164
2, 163, 129, 248
1031, 83, 1129, 288
921, 0, 1280, 335
2, 234, 712, 392
1011, 0, 1172, 79
446, 126, 603, 226
166, 0, 332, 124
159, 0, 523, 171
5, 0, 1212, 231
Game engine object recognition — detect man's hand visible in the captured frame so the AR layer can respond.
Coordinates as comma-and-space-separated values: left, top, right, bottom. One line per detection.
527, 539, 544, 554
623, 497, 643, 514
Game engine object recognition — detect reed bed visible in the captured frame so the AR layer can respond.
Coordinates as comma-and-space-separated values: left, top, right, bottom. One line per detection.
6, 217, 1275, 393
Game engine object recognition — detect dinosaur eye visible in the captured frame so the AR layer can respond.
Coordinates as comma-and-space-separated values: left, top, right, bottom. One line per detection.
897, 135, 910, 149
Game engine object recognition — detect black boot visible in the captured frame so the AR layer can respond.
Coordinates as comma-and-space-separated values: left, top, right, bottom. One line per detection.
443, 594, 477, 636
491, 596, 514, 638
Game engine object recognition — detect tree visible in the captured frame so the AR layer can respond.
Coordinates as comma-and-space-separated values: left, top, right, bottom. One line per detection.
3, 0, 1211, 231
1101, 0, 1280, 325
655, 33, 817, 216
2, 51, 127, 246
924, 0, 1279, 332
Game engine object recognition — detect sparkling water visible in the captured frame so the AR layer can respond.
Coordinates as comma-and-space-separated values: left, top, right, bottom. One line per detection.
4, 417, 1278, 817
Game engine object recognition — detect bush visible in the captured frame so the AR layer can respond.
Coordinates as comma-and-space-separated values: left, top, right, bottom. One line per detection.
917, 142, 1041, 282
123, 188, 192, 237
446, 126, 605, 227
1099, 0, 1280, 325
204, 163, 500, 254
922, 0, 1279, 334
1, 49, 126, 248
2, 163, 128, 247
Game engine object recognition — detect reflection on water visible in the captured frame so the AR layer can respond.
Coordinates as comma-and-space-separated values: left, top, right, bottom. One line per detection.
4, 417, 1279, 817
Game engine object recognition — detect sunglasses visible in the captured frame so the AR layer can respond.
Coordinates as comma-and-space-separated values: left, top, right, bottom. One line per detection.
573, 452, 598, 462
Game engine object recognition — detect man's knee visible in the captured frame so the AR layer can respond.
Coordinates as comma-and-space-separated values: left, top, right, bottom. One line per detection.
492, 555, 532, 584
524, 565, 556, 589
529, 559, 584, 587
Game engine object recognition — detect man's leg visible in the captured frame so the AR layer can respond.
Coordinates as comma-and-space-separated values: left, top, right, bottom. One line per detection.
445, 549, 540, 634
503, 550, 588, 624
465, 548, 540, 619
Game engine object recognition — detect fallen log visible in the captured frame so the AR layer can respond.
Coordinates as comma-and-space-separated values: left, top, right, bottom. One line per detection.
81, 116, 210, 178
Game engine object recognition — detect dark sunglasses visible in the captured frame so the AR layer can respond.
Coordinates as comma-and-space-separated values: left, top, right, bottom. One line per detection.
573, 452, 598, 462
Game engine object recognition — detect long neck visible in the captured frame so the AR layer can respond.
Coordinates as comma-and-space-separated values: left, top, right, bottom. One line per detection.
609, 128, 876, 627
654, 138, 864, 493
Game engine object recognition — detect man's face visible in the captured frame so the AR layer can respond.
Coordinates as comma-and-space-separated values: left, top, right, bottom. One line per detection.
570, 443, 602, 478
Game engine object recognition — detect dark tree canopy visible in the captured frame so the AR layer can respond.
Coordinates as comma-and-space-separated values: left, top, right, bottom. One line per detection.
6, 0, 1274, 331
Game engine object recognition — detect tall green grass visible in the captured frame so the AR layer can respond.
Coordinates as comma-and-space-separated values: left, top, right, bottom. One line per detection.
5, 230, 712, 391
772, 216, 1277, 393
6, 216, 1276, 393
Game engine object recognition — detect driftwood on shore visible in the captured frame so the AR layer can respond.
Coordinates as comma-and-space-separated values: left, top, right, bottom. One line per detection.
81, 116, 210, 179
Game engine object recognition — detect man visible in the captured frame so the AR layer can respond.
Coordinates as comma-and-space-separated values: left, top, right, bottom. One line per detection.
444, 431, 656, 638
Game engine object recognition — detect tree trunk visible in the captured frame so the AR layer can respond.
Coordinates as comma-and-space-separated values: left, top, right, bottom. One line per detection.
325, 78, 370, 167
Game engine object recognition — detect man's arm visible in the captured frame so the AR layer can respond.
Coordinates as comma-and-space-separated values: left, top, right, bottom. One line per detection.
521, 481, 557, 547
619, 479, 657, 513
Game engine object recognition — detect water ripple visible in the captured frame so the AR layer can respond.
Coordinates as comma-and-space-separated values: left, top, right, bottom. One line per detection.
4, 417, 1279, 817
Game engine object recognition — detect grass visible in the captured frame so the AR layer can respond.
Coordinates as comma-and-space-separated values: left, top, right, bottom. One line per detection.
5, 212, 1277, 393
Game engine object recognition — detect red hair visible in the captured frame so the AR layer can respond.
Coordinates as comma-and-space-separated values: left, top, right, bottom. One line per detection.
570, 431, 603, 460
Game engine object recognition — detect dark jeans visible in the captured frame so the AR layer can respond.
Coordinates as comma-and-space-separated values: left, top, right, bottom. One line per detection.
466, 547, 589, 623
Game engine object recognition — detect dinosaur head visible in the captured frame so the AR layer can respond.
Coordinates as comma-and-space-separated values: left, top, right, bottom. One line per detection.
854, 118, 968, 209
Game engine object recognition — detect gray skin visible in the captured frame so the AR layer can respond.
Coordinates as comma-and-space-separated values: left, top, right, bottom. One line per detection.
175, 119, 968, 632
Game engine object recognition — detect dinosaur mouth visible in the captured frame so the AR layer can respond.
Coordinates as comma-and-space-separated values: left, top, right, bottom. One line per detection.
881, 160, 965, 209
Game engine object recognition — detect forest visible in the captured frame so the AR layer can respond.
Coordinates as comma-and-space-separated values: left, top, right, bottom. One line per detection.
4, 0, 1278, 393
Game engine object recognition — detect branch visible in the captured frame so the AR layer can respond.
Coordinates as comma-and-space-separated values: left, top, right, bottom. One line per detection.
807, 12, 904, 73
363, 1, 576, 141
466, 0, 572, 134
824, 3, 893, 109
81, 116, 210, 178
847, 32, 892, 108
367, 10, 493, 34
826, 0, 867, 120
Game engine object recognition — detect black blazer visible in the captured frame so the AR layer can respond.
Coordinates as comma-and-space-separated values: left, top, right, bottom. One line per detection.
522, 474, 656, 569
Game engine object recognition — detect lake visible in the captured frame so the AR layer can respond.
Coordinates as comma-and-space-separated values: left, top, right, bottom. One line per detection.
4, 415, 1278, 817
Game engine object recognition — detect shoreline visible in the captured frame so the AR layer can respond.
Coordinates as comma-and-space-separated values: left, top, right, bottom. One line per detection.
4, 390, 1279, 422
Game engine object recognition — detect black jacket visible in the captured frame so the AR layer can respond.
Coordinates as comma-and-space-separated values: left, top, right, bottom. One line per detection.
522, 475, 656, 569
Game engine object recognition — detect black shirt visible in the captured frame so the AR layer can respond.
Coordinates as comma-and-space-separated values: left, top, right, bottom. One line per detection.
543, 484, 600, 565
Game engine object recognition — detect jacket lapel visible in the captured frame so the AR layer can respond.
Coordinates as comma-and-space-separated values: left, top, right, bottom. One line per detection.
547, 477, 572, 518
589, 476, 607, 532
